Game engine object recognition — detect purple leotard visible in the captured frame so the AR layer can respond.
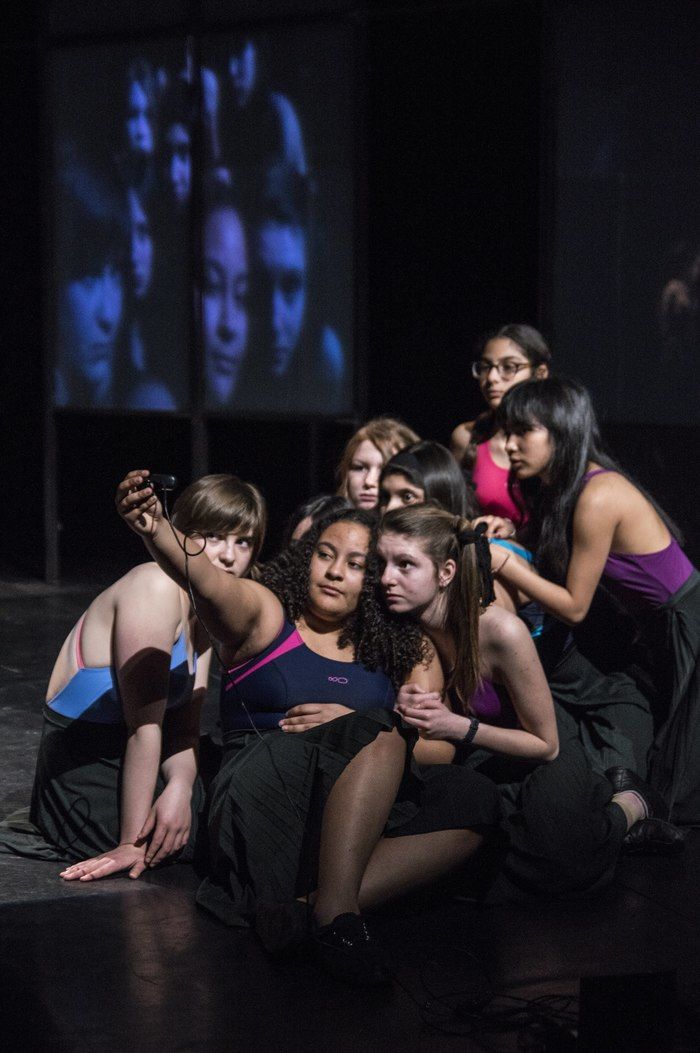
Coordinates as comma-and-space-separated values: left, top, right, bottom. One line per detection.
581, 469, 694, 606
464, 678, 518, 728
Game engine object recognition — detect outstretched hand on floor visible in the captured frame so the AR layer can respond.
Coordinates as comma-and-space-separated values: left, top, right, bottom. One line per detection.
59, 842, 148, 882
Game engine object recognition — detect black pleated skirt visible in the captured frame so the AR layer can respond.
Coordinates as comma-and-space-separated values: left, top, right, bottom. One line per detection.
196, 707, 501, 926
0, 714, 204, 863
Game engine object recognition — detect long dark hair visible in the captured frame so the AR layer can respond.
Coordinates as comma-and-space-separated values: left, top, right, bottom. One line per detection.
380, 505, 493, 712
259, 507, 427, 688
465, 323, 551, 468
380, 441, 480, 519
282, 493, 353, 549
497, 376, 682, 582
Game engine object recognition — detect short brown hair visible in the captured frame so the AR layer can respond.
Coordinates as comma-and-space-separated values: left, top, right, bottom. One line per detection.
172, 474, 267, 565
336, 417, 420, 498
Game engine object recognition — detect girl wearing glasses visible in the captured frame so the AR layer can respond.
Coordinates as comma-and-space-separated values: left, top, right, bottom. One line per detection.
495, 376, 699, 825
451, 324, 551, 530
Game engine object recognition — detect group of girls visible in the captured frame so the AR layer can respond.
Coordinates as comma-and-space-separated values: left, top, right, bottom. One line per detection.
2, 322, 697, 987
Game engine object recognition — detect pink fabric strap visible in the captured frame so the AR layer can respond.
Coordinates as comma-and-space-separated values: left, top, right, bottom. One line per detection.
224, 628, 304, 690
74, 615, 86, 669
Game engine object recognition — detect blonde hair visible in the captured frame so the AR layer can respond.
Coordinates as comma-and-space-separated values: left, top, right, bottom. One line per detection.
172, 474, 267, 565
336, 417, 420, 498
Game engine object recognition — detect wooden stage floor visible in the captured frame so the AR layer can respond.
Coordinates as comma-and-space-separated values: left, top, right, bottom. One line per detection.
1, 574, 698, 1051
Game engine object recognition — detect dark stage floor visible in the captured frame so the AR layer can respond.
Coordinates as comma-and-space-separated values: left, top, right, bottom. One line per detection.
1, 571, 699, 1051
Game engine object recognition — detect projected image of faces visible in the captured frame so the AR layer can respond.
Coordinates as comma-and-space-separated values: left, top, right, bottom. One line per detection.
257, 219, 307, 378
125, 75, 155, 158
54, 161, 126, 409
128, 188, 153, 300
202, 195, 250, 407
52, 29, 353, 415
57, 264, 124, 407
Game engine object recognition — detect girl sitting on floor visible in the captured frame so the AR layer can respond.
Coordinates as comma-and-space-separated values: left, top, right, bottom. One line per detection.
495, 376, 699, 824
377, 504, 684, 903
0, 474, 266, 880
116, 471, 501, 985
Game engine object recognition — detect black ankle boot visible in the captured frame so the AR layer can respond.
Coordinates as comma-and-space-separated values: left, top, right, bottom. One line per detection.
312, 913, 393, 987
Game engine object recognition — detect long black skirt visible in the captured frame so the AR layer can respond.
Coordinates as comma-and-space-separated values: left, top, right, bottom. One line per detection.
0, 714, 204, 863
645, 571, 700, 825
196, 708, 502, 927
547, 644, 655, 779
457, 737, 627, 902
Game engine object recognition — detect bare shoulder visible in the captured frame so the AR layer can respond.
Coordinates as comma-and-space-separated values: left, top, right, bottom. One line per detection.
117, 561, 183, 601
451, 420, 475, 444
576, 469, 639, 517
450, 420, 476, 458
479, 603, 530, 652
105, 563, 184, 628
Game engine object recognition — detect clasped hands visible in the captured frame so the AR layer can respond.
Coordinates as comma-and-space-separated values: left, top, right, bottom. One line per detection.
394, 683, 466, 740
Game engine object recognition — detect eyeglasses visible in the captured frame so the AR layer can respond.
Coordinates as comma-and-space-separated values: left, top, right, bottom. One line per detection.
471, 359, 531, 381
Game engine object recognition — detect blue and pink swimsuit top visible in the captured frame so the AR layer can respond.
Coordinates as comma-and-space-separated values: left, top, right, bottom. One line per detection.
45, 616, 195, 726
472, 440, 526, 526
581, 469, 693, 606
221, 619, 395, 739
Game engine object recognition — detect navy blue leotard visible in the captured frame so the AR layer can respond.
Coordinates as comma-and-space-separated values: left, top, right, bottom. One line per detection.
221, 619, 395, 739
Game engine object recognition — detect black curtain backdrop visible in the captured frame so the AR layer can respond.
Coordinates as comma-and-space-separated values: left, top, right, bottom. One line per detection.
1, 0, 697, 580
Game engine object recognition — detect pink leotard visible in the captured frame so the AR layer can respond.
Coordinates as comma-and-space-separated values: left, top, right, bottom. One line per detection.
472, 440, 526, 525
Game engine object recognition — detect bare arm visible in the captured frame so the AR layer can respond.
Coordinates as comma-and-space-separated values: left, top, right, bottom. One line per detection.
450, 421, 474, 463
489, 543, 539, 613
115, 470, 282, 653
137, 646, 213, 867
395, 643, 456, 765
476, 609, 558, 761
61, 568, 186, 880
397, 610, 558, 763
493, 481, 618, 625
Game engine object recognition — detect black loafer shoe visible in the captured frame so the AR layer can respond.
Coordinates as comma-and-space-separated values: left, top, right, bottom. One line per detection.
605, 766, 671, 822
312, 912, 393, 987
623, 817, 686, 856
254, 900, 310, 955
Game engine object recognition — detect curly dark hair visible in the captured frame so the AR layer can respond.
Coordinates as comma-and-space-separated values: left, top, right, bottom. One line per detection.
258, 507, 429, 689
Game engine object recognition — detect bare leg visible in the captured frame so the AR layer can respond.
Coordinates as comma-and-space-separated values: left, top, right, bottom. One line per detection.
358, 829, 482, 912
313, 727, 406, 926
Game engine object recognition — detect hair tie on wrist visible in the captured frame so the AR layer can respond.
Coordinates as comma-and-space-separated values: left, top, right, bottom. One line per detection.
462, 716, 480, 745
456, 522, 496, 608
